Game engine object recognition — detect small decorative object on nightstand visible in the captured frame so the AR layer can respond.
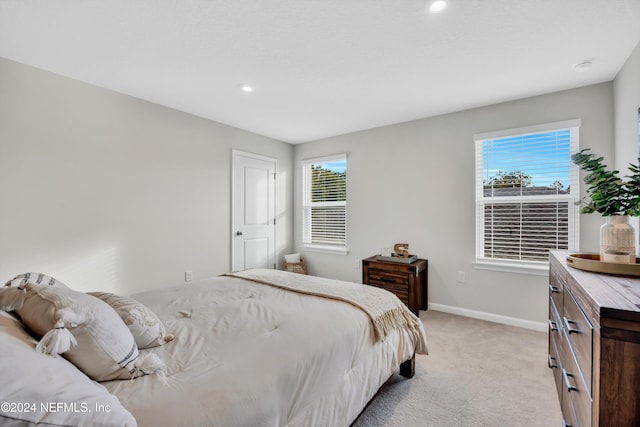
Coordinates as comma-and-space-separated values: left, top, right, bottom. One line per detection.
362, 255, 428, 315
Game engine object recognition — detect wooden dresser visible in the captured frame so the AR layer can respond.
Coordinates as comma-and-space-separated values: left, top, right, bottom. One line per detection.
548, 250, 640, 426
362, 256, 428, 315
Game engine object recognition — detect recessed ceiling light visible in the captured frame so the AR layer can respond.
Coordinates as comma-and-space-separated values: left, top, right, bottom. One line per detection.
428, 0, 448, 13
239, 84, 254, 93
573, 59, 594, 73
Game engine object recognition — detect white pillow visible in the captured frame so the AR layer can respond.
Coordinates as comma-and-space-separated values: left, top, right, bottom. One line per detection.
284, 253, 301, 263
0, 311, 137, 426
0, 284, 164, 382
88, 291, 174, 349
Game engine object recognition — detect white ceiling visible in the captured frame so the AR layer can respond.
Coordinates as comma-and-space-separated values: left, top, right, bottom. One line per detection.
1, 1, 639, 144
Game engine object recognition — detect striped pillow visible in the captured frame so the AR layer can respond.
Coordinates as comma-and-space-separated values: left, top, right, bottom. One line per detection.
4, 272, 69, 289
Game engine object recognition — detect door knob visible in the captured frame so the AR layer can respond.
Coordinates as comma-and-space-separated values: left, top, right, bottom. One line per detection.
235, 231, 243, 236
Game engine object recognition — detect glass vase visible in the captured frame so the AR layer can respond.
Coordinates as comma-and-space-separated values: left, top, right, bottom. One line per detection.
600, 215, 636, 264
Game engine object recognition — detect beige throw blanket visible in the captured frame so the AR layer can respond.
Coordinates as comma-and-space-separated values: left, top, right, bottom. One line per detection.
226, 269, 428, 354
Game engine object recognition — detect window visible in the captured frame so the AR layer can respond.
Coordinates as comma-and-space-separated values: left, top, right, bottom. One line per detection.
474, 120, 581, 273
301, 154, 347, 254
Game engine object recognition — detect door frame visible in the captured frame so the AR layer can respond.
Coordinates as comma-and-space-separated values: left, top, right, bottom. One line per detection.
230, 150, 277, 271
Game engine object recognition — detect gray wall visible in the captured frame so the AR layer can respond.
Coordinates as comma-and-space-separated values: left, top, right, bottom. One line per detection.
614, 42, 640, 173
293, 82, 614, 327
0, 57, 294, 295
613, 41, 640, 242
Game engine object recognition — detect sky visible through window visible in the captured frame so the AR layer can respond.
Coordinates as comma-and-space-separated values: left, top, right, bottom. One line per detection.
321, 160, 347, 174
482, 130, 571, 190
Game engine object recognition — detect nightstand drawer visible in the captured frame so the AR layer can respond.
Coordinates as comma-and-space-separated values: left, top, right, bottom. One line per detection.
368, 269, 410, 292
368, 283, 409, 304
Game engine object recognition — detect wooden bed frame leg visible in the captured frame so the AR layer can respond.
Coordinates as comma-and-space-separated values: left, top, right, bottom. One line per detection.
399, 354, 415, 378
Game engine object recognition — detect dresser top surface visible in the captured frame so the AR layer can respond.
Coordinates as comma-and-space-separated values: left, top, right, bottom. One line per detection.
552, 250, 640, 320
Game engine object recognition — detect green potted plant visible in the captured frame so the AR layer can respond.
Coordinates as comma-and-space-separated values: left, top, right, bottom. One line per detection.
572, 148, 640, 263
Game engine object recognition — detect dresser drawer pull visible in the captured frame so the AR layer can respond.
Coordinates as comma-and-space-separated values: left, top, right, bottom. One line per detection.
563, 420, 573, 427
548, 319, 558, 332
562, 369, 578, 392
548, 354, 558, 369
549, 284, 560, 294
563, 317, 580, 334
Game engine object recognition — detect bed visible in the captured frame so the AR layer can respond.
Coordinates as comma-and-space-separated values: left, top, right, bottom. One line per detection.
0, 269, 428, 427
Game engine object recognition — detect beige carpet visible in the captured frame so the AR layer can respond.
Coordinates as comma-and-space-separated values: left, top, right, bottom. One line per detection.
353, 310, 563, 427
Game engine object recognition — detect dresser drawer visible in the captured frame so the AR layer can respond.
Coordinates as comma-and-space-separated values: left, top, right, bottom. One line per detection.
549, 283, 564, 320
549, 255, 567, 312
548, 328, 563, 401
549, 297, 563, 335
549, 280, 564, 318
549, 298, 566, 404
563, 289, 593, 395
561, 387, 579, 427
561, 343, 592, 427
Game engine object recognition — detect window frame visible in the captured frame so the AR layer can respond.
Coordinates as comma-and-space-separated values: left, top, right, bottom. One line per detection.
301, 153, 348, 255
473, 119, 581, 275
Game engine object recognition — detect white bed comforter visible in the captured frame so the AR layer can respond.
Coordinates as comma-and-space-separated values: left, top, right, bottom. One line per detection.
103, 272, 427, 427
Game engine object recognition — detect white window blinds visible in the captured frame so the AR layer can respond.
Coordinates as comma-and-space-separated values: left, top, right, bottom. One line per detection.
302, 154, 347, 252
475, 120, 580, 265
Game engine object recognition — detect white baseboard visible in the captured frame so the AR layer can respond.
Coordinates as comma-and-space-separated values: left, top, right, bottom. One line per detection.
427, 303, 547, 332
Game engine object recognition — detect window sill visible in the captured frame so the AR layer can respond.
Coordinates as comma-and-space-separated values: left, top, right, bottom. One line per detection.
473, 260, 549, 276
301, 244, 349, 256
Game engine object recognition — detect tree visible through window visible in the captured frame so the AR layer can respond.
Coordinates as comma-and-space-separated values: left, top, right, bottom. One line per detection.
475, 120, 580, 265
302, 154, 347, 252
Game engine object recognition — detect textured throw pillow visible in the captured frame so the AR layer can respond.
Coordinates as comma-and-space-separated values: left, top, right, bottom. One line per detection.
88, 291, 174, 349
0, 311, 138, 426
0, 284, 164, 382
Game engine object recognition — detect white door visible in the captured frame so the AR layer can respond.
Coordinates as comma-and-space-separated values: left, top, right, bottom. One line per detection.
231, 151, 276, 271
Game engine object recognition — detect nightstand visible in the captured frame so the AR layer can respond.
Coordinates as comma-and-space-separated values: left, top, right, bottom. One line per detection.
362, 256, 428, 315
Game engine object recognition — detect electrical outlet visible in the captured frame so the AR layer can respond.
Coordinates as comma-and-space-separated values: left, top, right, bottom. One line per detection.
457, 271, 466, 283
185, 270, 193, 282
